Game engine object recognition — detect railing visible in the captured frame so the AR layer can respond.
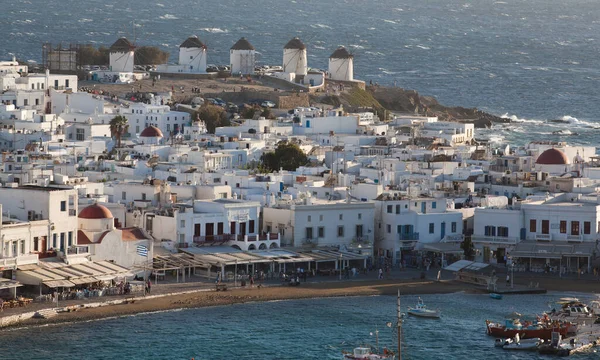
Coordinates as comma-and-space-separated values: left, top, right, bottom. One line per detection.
399, 233, 419, 241
567, 234, 583, 242
68, 209, 77, 216
0, 253, 39, 268
193, 234, 236, 243
535, 234, 552, 241
471, 235, 519, 245
66, 246, 89, 255
443, 234, 464, 242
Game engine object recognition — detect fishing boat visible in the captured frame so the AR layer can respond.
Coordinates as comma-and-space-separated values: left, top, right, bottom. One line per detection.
485, 319, 570, 339
407, 298, 440, 318
489, 293, 503, 300
342, 291, 402, 360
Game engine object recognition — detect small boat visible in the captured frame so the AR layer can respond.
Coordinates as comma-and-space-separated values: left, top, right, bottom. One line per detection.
343, 346, 394, 360
407, 298, 440, 318
498, 334, 544, 351
489, 293, 503, 300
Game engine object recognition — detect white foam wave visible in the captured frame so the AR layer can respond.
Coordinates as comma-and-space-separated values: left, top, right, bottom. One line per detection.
156, 3, 165, 6
500, 113, 545, 124
78, 18, 93, 23
416, 45, 430, 50
159, 14, 178, 20
313, 45, 325, 50
383, 20, 397, 24
368, 27, 376, 30
199, 27, 228, 33
350, 44, 364, 49
310, 24, 332, 29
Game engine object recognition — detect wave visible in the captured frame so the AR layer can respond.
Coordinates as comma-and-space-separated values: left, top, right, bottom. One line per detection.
310, 24, 332, 29
199, 27, 228, 33
313, 45, 325, 49
159, 14, 178, 20
349, 44, 364, 49
383, 20, 397, 24
156, 3, 165, 6
500, 113, 545, 124
416, 45, 430, 50
78, 18, 93, 23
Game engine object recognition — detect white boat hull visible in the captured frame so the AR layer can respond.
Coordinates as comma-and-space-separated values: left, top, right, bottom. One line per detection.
407, 309, 440, 318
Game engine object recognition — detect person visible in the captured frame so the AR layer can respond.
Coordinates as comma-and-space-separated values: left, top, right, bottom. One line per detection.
249, 275, 254, 287
506, 274, 510, 286
147, 279, 152, 294
378, 268, 383, 280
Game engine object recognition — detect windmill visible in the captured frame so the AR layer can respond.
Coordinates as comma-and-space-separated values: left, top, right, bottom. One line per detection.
178, 36, 208, 72
109, 37, 136, 73
283, 37, 308, 75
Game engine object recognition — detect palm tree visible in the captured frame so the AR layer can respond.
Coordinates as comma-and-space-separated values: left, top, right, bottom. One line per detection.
109, 115, 129, 149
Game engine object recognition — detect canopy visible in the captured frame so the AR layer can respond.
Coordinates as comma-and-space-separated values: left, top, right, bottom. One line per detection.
510, 241, 597, 259
43, 280, 75, 288
423, 242, 464, 254
0, 278, 23, 290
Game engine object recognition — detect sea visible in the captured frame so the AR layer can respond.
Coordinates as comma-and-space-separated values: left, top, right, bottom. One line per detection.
2, 292, 599, 359
3, 0, 600, 146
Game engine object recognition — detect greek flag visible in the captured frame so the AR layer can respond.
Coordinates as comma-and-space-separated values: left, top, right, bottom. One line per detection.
136, 245, 148, 257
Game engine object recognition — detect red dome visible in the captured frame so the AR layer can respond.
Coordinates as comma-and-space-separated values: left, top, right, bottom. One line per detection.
78, 204, 113, 219
140, 126, 164, 138
536, 148, 569, 165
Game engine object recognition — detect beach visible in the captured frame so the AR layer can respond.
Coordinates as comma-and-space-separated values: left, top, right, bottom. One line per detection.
7, 273, 600, 329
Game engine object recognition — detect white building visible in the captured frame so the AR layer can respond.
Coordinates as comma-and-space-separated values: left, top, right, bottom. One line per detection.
230, 37, 255, 75
124, 101, 190, 138
328, 47, 353, 82
263, 197, 375, 254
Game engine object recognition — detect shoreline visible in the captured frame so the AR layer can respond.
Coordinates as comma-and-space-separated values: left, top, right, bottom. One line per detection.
6, 279, 465, 329
4, 274, 600, 331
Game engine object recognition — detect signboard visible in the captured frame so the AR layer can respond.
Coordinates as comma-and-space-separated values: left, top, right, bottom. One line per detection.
231, 211, 249, 222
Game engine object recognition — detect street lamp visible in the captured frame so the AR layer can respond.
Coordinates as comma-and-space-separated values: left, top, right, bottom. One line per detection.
339, 253, 343, 281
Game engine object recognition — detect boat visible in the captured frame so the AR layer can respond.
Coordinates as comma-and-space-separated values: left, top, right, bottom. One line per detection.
546, 298, 594, 332
343, 291, 402, 360
489, 293, 503, 300
485, 319, 570, 339
538, 332, 600, 356
407, 298, 440, 318
496, 334, 544, 351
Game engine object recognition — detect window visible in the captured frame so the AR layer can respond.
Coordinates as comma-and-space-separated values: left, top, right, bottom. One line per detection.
358, 213, 362, 220
432, 202, 437, 209
122, 192, 126, 201
339, 214, 343, 221
397, 225, 402, 234
560, 221, 567, 234
529, 219, 536, 232
395, 205, 400, 214
179, 234, 185, 243
76, 128, 85, 141
180, 220, 185, 228
68, 231, 73, 247
35, 98, 39, 106
33, 237, 39, 252
429, 223, 434, 234
307, 215, 311, 222
571, 221, 580, 236
54, 80, 59, 88
497, 226, 509, 237
337, 226, 344, 237
318, 227, 324, 238
387, 205, 393, 213
167, 124, 170, 131
24, 99, 28, 106
249, 220, 255, 233
20, 240, 25, 255
142, 193, 147, 201
60, 201, 66, 212
53, 233, 57, 248
541, 220, 549, 234
356, 225, 363, 237
319, 215, 323, 221
387, 224, 391, 233
584, 221, 591, 235
484, 226, 496, 237
451, 222, 457, 233
305, 227, 313, 239
217, 222, 224, 235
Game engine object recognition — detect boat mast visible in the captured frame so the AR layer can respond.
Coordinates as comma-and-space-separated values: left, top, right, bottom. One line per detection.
397, 290, 402, 360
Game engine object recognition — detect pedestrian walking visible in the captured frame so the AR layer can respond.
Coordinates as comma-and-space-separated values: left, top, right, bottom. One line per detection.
378, 268, 383, 280
506, 274, 510, 286
147, 279, 152, 294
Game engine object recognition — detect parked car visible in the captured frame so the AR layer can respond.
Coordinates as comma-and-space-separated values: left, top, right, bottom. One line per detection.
248, 99, 263, 106
261, 101, 276, 108
213, 98, 226, 107
206, 65, 219, 73
227, 103, 239, 113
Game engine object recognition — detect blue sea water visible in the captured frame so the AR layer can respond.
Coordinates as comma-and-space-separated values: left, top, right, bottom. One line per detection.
2, 293, 599, 359
3, 0, 600, 145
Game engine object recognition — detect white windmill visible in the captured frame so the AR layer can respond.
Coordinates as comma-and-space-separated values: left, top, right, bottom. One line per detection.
282, 37, 308, 76
230, 37, 256, 75
109, 37, 135, 73
178, 36, 207, 73
328, 46, 354, 81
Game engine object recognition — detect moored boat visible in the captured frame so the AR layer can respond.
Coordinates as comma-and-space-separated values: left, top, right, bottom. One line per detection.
489, 293, 503, 300
485, 319, 570, 339
500, 334, 544, 351
343, 347, 394, 360
407, 298, 440, 318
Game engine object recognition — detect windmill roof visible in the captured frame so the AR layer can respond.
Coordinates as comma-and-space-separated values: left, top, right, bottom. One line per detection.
110, 37, 134, 52
180, 36, 205, 48
284, 37, 306, 50
231, 37, 255, 50
330, 47, 353, 59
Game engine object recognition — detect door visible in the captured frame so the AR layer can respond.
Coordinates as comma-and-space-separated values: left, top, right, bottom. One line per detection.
306, 120, 310, 128
40, 237, 47, 252
356, 225, 363, 239
240, 222, 247, 237
441, 222, 446, 240
194, 224, 201, 237
421, 202, 426, 213
206, 223, 214, 241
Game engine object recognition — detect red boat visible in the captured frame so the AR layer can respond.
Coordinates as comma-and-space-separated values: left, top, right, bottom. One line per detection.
485, 319, 570, 340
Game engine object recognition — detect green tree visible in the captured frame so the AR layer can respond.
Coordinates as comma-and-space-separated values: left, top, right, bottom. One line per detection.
109, 115, 129, 149
260, 107, 275, 119
196, 105, 230, 133
460, 236, 475, 260
260, 141, 308, 172
134, 46, 170, 65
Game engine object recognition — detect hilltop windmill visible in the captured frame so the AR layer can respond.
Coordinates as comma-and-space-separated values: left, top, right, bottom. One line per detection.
328, 46, 354, 81
109, 37, 136, 73
230, 37, 256, 75
282, 37, 308, 76
178, 36, 208, 72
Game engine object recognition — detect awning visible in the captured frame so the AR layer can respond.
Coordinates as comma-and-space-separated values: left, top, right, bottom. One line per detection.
510, 241, 597, 259
0, 278, 23, 290
43, 280, 75, 288
95, 275, 116, 282
423, 242, 464, 254
70, 277, 97, 285
444, 260, 490, 272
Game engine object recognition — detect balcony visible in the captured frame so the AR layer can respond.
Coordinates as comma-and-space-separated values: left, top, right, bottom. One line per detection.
399, 233, 419, 241
443, 234, 464, 242
193, 234, 237, 244
0, 253, 39, 269
535, 234, 552, 241
68, 209, 77, 216
471, 235, 519, 245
